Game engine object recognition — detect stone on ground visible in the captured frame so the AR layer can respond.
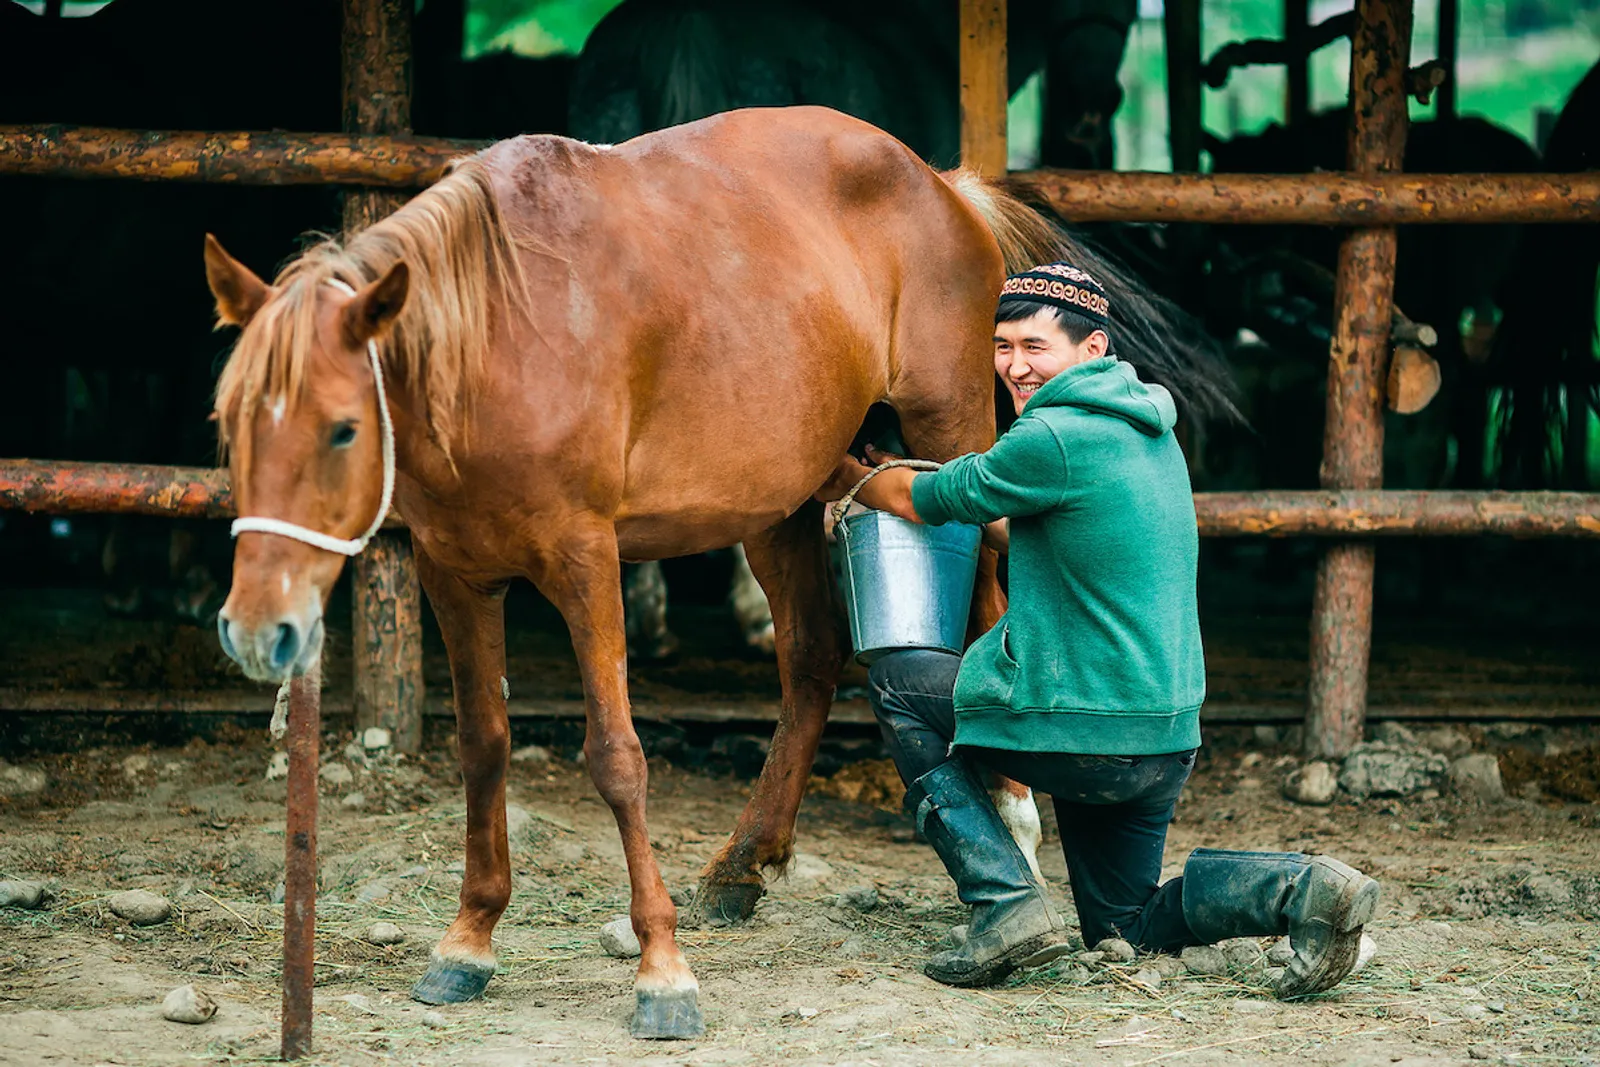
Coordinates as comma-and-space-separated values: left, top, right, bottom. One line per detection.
1338, 743, 1448, 799
942, 924, 970, 950
1450, 754, 1505, 801
356, 880, 391, 904
1415, 726, 1474, 758
1132, 967, 1162, 990
511, 744, 552, 765
340, 791, 366, 810
1221, 938, 1266, 972
600, 916, 641, 959
0, 760, 47, 797
1266, 936, 1295, 965
422, 1010, 448, 1029
505, 803, 534, 847
787, 853, 834, 888
839, 885, 879, 912
1181, 945, 1228, 975
1370, 722, 1417, 746
264, 752, 289, 781
0, 881, 45, 910
109, 889, 172, 926
1283, 760, 1339, 805
362, 727, 392, 753
161, 984, 217, 1024
1094, 937, 1136, 963
319, 762, 355, 787
366, 921, 405, 945
1149, 954, 1186, 978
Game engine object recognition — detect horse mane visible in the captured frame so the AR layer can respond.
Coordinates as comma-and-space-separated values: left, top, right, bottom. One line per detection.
215, 154, 525, 468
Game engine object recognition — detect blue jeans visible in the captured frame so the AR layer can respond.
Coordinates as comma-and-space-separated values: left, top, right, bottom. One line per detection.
868, 649, 1200, 951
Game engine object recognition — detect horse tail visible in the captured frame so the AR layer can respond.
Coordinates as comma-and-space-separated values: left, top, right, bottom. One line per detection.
940, 168, 1241, 427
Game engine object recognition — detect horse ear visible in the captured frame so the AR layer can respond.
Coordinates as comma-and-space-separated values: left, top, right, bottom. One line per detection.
204, 234, 271, 326
341, 261, 410, 348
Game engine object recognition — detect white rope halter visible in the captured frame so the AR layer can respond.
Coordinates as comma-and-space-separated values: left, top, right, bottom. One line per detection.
229, 278, 397, 557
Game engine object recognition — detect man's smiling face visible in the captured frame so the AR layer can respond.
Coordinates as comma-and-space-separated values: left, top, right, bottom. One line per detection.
993, 307, 1109, 416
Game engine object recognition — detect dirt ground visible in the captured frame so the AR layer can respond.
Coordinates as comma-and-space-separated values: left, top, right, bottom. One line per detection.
3, 716, 1599, 1067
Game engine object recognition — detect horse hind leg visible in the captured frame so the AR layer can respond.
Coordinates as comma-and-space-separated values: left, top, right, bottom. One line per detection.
410, 551, 511, 1005
693, 501, 847, 924
727, 544, 775, 655
988, 776, 1044, 881
540, 526, 703, 1039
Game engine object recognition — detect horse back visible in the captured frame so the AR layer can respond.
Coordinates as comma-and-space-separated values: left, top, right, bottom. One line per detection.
473, 108, 998, 555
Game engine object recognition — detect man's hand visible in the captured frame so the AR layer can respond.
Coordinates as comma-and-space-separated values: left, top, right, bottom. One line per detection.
815, 453, 874, 503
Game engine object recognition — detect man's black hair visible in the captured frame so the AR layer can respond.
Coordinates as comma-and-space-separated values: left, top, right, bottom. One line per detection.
995, 297, 1113, 350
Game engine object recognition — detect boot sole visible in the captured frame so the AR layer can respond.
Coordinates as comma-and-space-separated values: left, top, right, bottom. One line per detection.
925, 931, 1074, 989
1276, 866, 1380, 999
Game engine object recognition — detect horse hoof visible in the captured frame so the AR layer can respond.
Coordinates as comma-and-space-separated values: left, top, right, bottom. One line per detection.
630, 987, 705, 1040
410, 958, 495, 1004
689, 879, 764, 926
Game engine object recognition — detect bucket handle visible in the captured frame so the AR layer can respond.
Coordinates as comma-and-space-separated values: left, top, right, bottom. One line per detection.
830, 459, 942, 530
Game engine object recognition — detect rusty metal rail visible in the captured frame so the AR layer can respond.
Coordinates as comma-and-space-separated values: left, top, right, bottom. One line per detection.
5, 459, 1598, 538
5, 124, 1600, 224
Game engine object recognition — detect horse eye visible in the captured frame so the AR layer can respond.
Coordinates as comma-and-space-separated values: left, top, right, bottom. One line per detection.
330, 421, 358, 449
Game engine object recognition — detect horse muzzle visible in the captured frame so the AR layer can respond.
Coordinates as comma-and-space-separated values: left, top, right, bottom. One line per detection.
217, 608, 325, 683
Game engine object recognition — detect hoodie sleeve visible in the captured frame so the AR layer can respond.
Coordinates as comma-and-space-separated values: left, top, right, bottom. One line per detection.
910, 415, 1070, 526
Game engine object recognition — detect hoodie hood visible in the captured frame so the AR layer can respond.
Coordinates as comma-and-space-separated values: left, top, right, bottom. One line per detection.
1023, 357, 1177, 437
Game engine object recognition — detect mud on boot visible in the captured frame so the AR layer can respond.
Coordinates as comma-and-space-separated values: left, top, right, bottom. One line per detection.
911, 760, 1071, 988
1180, 849, 1380, 1000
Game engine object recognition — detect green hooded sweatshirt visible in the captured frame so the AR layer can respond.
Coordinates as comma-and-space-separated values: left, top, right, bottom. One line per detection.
909, 357, 1204, 756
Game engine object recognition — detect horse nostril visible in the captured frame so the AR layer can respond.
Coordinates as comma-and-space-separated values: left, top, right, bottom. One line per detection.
217, 615, 238, 661
269, 622, 301, 672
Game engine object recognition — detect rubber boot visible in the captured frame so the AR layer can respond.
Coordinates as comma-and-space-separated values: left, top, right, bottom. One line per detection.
911, 760, 1072, 987
1181, 848, 1381, 998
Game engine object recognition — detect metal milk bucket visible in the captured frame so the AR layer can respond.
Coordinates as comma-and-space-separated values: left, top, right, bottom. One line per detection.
830, 461, 983, 665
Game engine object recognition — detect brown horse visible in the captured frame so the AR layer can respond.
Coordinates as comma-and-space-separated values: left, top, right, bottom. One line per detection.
206, 106, 1226, 1038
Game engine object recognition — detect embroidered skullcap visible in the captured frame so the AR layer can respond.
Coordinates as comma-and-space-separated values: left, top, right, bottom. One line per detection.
999, 262, 1111, 325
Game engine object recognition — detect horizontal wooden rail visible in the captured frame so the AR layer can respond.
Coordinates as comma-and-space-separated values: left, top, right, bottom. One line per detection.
2, 125, 1600, 223
1019, 169, 1600, 225
0, 125, 484, 187
3, 460, 1598, 537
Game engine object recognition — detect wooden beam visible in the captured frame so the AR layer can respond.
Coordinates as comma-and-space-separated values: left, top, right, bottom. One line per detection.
6, 462, 1598, 538
1285, 0, 1311, 125
1305, 0, 1413, 762
342, 0, 424, 758
1015, 169, 1600, 224
0, 125, 480, 185
8, 126, 1600, 224
958, 0, 1008, 174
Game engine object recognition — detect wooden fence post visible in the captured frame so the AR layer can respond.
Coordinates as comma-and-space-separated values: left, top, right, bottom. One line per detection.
343, 0, 424, 754
959, 0, 1009, 174
1304, 0, 1412, 759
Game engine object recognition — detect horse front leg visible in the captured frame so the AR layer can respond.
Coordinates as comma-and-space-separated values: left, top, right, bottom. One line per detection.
537, 530, 703, 1039
410, 550, 512, 1005
693, 502, 846, 924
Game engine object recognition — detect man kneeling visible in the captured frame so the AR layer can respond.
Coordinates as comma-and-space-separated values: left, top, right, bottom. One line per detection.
817, 262, 1378, 996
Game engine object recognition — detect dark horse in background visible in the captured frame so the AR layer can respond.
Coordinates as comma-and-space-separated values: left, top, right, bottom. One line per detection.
573, 0, 1137, 171
1492, 58, 1600, 490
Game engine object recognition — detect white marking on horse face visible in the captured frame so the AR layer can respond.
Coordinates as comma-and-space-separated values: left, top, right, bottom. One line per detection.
269, 395, 286, 426
992, 786, 1045, 883
281, 571, 291, 596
